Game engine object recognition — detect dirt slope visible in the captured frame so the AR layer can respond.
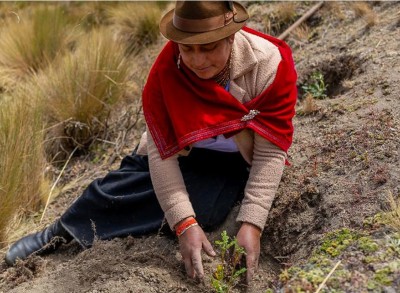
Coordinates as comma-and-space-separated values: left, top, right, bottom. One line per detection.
1, 2, 399, 293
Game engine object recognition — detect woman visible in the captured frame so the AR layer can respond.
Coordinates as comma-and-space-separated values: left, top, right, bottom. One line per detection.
5, 1, 297, 283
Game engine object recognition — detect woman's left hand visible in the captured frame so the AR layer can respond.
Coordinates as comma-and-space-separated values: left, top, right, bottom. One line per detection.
236, 222, 262, 284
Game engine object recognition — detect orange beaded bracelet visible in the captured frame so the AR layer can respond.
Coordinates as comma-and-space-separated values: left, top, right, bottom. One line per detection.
175, 217, 198, 237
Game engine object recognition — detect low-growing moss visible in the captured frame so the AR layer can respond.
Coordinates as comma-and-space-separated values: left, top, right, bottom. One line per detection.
279, 226, 400, 292
363, 255, 379, 264
374, 266, 393, 286
381, 236, 400, 261
309, 255, 332, 266
367, 279, 379, 290
387, 233, 400, 256
363, 213, 385, 228
319, 228, 358, 257
357, 236, 379, 253
299, 267, 325, 284
279, 268, 291, 282
279, 263, 351, 292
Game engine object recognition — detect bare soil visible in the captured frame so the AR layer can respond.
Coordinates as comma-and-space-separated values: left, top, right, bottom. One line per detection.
1, 2, 399, 292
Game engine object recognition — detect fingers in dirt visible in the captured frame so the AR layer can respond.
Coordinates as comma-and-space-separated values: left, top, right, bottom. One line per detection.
184, 257, 195, 278
245, 253, 259, 284
191, 250, 204, 279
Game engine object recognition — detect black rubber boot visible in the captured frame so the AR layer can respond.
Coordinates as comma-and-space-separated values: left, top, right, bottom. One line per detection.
4, 220, 73, 266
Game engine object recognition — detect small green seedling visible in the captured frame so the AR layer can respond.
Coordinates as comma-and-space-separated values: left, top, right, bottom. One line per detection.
302, 71, 328, 99
211, 231, 247, 293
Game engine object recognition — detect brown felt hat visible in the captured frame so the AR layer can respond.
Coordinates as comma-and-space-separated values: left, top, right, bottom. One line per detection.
159, 1, 249, 45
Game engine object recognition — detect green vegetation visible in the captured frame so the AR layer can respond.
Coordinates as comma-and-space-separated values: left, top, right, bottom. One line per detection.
357, 236, 379, 253
211, 231, 247, 293
319, 228, 357, 257
302, 71, 328, 99
279, 227, 400, 292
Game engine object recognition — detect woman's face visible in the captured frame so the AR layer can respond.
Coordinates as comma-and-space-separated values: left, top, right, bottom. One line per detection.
178, 35, 234, 80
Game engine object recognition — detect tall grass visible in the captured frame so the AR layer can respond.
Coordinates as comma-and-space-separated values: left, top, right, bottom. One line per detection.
36, 28, 130, 162
0, 2, 161, 245
68, 1, 112, 31
0, 6, 75, 91
0, 90, 47, 246
108, 2, 162, 54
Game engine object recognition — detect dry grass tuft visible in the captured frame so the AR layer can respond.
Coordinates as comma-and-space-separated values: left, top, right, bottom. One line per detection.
274, 2, 297, 24
0, 6, 76, 91
297, 93, 319, 116
383, 191, 400, 231
35, 28, 131, 163
341, 79, 355, 90
0, 90, 47, 246
108, 2, 162, 55
66, 1, 112, 31
351, 2, 377, 28
263, 2, 297, 36
325, 2, 346, 20
291, 23, 311, 41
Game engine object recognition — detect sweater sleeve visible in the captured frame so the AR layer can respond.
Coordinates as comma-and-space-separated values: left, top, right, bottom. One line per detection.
147, 129, 195, 230
233, 31, 290, 230
236, 133, 286, 230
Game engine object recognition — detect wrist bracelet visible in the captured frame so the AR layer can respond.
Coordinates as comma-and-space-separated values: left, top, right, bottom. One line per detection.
175, 217, 198, 237
177, 223, 199, 237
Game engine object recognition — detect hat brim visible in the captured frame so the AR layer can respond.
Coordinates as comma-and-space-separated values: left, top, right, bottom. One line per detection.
159, 2, 249, 45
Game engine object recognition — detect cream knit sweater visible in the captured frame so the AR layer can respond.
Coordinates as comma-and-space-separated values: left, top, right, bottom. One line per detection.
136, 30, 288, 231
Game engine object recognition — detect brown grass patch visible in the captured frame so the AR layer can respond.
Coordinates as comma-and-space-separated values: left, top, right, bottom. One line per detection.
325, 2, 346, 20
108, 2, 162, 54
264, 2, 297, 36
248, 2, 297, 36
297, 93, 319, 116
0, 90, 48, 246
351, 2, 377, 28
35, 28, 131, 163
0, 6, 77, 91
383, 191, 400, 231
291, 23, 311, 41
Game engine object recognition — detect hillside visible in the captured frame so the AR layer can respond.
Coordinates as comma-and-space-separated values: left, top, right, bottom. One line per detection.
1, 2, 399, 293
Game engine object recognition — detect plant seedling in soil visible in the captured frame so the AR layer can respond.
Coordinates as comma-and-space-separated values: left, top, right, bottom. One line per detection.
211, 231, 247, 293
302, 71, 328, 99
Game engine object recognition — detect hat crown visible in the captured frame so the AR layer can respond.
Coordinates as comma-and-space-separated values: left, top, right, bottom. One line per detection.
175, 1, 231, 20
159, 1, 249, 44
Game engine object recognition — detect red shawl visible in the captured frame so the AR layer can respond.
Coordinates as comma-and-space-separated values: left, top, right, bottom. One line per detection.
142, 27, 297, 160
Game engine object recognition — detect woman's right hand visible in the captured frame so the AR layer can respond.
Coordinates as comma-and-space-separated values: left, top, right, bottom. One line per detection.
178, 225, 216, 280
